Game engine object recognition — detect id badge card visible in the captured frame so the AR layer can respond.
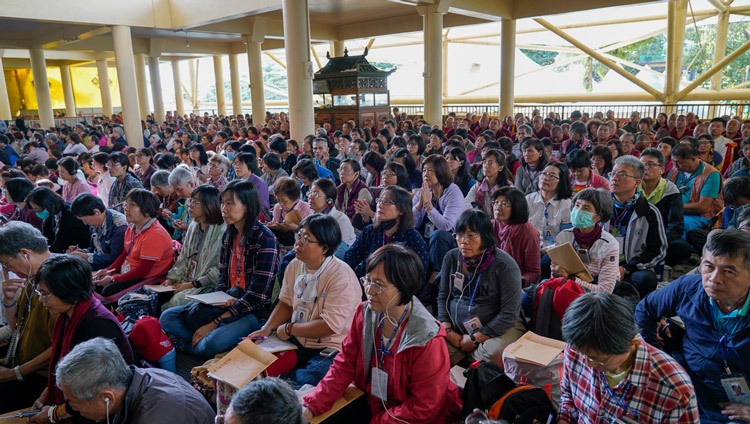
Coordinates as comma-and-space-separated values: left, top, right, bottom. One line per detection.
189, 258, 198, 276
452, 273, 465, 291
721, 374, 750, 406
121, 262, 131, 274
543, 227, 555, 245
424, 222, 436, 238
462, 316, 483, 333
372, 367, 389, 401
294, 306, 311, 323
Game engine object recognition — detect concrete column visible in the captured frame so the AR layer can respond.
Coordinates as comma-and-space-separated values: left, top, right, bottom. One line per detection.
188, 59, 198, 113
245, 40, 266, 125
59, 65, 77, 117
421, 8, 444, 126
213, 55, 227, 116
332, 40, 345, 57
29, 48, 55, 128
171, 60, 185, 118
96, 59, 113, 116
664, 0, 686, 108
133, 54, 150, 119
148, 56, 165, 122
500, 19, 516, 119
710, 10, 730, 90
229, 53, 243, 116
111, 25, 143, 148
0, 57, 13, 120
282, 0, 315, 140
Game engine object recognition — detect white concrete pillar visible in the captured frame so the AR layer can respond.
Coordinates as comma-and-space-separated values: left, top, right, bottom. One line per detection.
60, 65, 77, 117
148, 56, 165, 123
282, 0, 315, 140
332, 40, 345, 57
96, 59, 113, 116
500, 19, 516, 119
229, 53, 243, 116
171, 60, 185, 117
213, 55, 227, 116
0, 56, 13, 120
111, 25, 143, 148
421, 8, 444, 126
29, 48, 55, 128
134, 54, 150, 120
245, 41, 266, 125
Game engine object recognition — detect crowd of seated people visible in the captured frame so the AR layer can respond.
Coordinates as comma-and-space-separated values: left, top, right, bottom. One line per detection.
0, 107, 748, 423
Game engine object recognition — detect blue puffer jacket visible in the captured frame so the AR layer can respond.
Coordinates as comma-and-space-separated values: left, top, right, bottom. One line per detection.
635, 274, 750, 414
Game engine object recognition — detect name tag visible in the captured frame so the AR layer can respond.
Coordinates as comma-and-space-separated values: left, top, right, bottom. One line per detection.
372, 367, 389, 401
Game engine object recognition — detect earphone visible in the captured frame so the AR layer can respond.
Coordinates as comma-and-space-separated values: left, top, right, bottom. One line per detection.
105, 397, 111, 424
105, 397, 110, 405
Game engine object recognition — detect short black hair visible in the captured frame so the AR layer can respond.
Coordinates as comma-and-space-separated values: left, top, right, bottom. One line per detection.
544, 162, 573, 200
392, 148, 416, 174
671, 143, 698, 160
235, 151, 259, 173
491, 186, 529, 224
125, 188, 160, 218
26, 187, 65, 214
35, 254, 94, 304
155, 152, 177, 170
704, 228, 750, 270
57, 157, 80, 175
299, 213, 341, 257
422, 155, 453, 188
292, 158, 318, 182
362, 151, 386, 173
228, 378, 302, 424
723, 176, 750, 207
269, 138, 287, 154
566, 148, 591, 170
4, 178, 35, 204
262, 152, 282, 171
640, 148, 665, 167
562, 292, 639, 355
366, 244, 424, 306
312, 178, 337, 203
71, 193, 107, 217
375, 186, 414, 234
108, 151, 131, 170
192, 184, 223, 225
454, 209, 496, 249
385, 161, 408, 188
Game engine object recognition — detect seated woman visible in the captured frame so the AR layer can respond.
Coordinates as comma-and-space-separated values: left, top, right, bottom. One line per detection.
437, 209, 526, 366
160, 180, 280, 358
303, 244, 461, 424
491, 187, 541, 287
346, 185, 428, 280
591, 145, 614, 180
335, 159, 372, 221
446, 147, 476, 196
352, 161, 408, 230
567, 148, 609, 194
234, 152, 270, 219
29, 255, 134, 424
465, 149, 512, 216
696, 133, 723, 170
107, 152, 143, 214
292, 158, 318, 201
268, 177, 314, 246
362, 151, 386, 188
526, 161, 573, 248
514, 138, 548, 195
57, 157, 93, 203
25, 187, 91, 253
2, 177, 43, 229
161, 185, 226, 311
413, 155, 467, 287
392, 148, 422, 191
248, 214, 360, 387
308, 178, 356, 257
549, 188, 619, 293
92, 189, 175, 303
207, 153, 230, 191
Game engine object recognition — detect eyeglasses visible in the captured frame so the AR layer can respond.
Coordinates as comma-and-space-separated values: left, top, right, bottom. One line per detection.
610, 172, 638, 180
454, 233, 481, 242
361, 276, 394, 294
382, 171, 397, 178
307, 192, 324, 199
0, 255, 14, 269
188, 199, 202, 206
337, 168, 354, 174
642, 162, 662, 169
34, 288, 53, 300
580, 351, 615, 367
122, 202, 138, 210
294, 232, 320, 245
375, 198, 396, 206
540, 172, 560, 180
422, 168, 435, 175
483, 161, 499, 167
492, 200, 512, 208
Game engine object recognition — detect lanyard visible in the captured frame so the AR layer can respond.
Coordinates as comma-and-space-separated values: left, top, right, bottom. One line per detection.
613, 204, 632, 227
232, 236, 246, 286
600, 374, 638, 420
710, 295, 748, 375
125, 225, 138, 257
543, 202, 550, 228
466, 274, 482, 315
376, 303, 410, 365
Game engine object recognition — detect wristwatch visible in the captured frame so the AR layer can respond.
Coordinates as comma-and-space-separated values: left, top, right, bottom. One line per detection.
469, 332, 480, 345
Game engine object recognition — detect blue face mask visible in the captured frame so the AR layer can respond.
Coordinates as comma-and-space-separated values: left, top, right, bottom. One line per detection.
226, 152, 235, 160
570, 208, 596, 229
36, 210, 50, 220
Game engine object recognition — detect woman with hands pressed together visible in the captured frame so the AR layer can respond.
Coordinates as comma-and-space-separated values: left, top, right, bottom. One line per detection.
248, 214, 360, 387
159, 180, 279, 358
437, 209, 525, 366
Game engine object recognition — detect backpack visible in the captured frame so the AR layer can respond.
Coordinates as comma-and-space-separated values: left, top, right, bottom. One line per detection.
115, 289, 159, 334
531, 277, 585, 341
462, 361, 556, 424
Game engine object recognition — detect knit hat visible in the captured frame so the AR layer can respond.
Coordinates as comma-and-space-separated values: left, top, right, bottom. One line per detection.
129, 316, 174, 361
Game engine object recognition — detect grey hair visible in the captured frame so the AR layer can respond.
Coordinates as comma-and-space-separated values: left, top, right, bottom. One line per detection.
614, 155, 645, 179
573, 187, 613, 222
55, 338, 132, 401
168, 166, 194, 187
315, 127, 327, 137
703, 229, 750, 271
229, 378, 302, 424
562, 292, 639, 355
150, 169, 171, 188
210, 153, 230, 171
0, 221, 49, 257
45, 133, 59, 143
619, 133, 635, 143
518, 124, 533, 135
112, 127, 124, 137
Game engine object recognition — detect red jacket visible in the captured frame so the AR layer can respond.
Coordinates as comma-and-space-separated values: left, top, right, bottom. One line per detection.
304, 301, 461, 423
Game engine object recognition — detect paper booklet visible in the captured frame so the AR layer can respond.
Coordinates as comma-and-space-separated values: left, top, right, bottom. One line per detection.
296, 385, 364, 424
504, 331, 567, 367
185, 291, 235, 306
143, 284, 176, 293
546, 242, 594, 283
207, 338, 277, 389
257, 334, 298, 353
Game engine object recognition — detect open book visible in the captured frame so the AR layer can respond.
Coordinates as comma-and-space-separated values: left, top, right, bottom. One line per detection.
207, 339, 278, 389
143, 284, 176, 293
504, 331, 567, 367
185, 291, 235, 306
257, 334, 298, 353
546, 242, 594, 283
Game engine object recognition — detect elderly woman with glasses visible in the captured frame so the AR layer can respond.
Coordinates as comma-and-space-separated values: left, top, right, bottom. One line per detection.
248, 214, 360, 387
491, 187, 541, 287
437, 209, 525, 366
526, 162, 573, 249
303, 244, 461, 424
335, 159, 372, 221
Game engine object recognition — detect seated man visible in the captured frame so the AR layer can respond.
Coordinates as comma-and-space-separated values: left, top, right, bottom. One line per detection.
55, 338, 215, 424
636, 229, 750, 423
668, 143, 723, 238
69, 193, 128, 270
560, 293, 699, 423
220, 378, 303, 424
605, 156, 667, 299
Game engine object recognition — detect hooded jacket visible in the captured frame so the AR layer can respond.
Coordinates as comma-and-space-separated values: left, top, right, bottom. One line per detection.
604, 194, 667, 272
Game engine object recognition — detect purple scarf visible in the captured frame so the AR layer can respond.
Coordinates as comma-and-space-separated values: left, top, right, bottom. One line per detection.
337, 178, 370, 218
573, 224, 603, 247
462, 247, 495, 274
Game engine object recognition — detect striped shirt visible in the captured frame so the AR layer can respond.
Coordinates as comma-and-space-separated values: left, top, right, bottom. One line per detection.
554, 228, 620, 293
560, 336, 699, 423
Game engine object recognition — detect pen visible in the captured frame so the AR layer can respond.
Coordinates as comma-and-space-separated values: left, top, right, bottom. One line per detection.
252, 336, 266, 342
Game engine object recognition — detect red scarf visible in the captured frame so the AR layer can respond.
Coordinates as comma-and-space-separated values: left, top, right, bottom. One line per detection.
337, 178, 370, 218
48, 299, 93, 405
494, 220, 519, 256
573, 224, 603, 247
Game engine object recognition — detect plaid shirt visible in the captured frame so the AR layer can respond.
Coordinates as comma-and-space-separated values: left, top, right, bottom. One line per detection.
216, 221, 279, 318
559, 335, 698, 423
109, 173, 143, 213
